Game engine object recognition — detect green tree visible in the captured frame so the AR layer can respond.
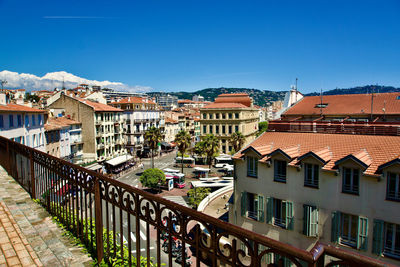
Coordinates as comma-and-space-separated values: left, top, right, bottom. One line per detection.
202, 134, 219, 169
144, 127, 162, 168
174, 130, 191, 173
229, 132, 245, 153
187, 187, 211, 208
257, 121, 269, 137
140, 168, 166, 191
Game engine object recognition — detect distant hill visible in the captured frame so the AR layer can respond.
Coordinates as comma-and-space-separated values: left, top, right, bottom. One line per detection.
148, 88, 287, 107
306, 85, 400, 96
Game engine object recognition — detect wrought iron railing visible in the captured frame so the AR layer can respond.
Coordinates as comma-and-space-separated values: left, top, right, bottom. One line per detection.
0, 136, 395, 267
268, 121, 400, 136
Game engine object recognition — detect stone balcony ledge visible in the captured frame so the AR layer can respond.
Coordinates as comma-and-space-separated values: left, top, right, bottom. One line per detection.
0, 167, 92, 266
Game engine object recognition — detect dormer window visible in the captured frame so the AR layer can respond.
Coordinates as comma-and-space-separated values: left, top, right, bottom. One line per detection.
387, 172, 400, 201
247, 156, 258, 178
342, 167, 359, 195
304, 164, 319, 188
274, 160, 287, 183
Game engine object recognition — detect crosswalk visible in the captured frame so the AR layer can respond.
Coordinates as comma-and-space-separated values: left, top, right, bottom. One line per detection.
163, 196, 189, 208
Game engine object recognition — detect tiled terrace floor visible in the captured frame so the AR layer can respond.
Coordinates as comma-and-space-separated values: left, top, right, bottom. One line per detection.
0, 167, 92, 266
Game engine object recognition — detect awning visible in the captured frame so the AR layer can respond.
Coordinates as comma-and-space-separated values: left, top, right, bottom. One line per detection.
161, 142, 171, 147
86, 163, 103, 171
164, 168, 179, 173
106, 155, 133, 166
194, 167, 210, 172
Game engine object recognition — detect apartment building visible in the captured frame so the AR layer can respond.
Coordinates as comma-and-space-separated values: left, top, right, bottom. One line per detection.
44, 116, 83, 161
163, 117, 180, 143
49, 94, 126, 162
0, 103, 46, 152
230, 131, 400, 265
282, 92, 400, 122
109, 97, 163, 155
200, 93, 259, 154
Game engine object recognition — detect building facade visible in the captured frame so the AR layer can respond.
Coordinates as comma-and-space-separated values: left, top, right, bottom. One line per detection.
200, 93, 259, 154
109, 97, 163, 155
49, 94, 126, 162
0, 103, 46, 152
163, 117, 180, 143
230, 131, 400, 265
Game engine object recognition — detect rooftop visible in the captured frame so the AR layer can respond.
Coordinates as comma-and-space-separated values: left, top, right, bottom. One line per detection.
45, 116, 81, 131
202, 102, 249, 109
235, 131, 400, 176
0, 104, 45, 113
283, 92, 400, 116
74, 97, 123, 112
110, 97, 156, 105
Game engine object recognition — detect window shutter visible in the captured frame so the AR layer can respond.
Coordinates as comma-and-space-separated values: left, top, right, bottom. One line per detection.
241, 192, 247, 217
310, 207, 318, 237
285, 201, 294, 230
372, 219, 384, 255
258, 195, 264, 222
357, 216, 368, 251
266, 197, 273, 224
303, 205, 310, 236
331, 211, 341, 243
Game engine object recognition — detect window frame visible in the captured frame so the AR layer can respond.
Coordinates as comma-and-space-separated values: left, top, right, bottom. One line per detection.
386, 172, 400, 202
340, 213, 358, 248
342, 167, 360, 195
304, 163, 319, 188
247, 156, 258, 178
383, 222, 400, 259
274, 160, 287, 183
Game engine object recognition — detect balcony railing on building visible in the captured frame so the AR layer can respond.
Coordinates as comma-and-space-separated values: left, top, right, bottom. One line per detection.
268, 120, 400, 136
0, 136, 394, 267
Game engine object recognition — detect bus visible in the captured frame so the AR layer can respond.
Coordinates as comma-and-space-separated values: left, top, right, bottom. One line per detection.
174, 157, 195, 168
165, 172, 186, 189
214, 156, 233, 168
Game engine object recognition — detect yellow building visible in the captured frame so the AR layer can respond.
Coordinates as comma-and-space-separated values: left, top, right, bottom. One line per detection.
200, 93, 259, 154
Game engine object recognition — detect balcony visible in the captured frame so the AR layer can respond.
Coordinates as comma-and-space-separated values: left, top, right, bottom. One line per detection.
0, 136, 392, 267
97, 143, 104, 149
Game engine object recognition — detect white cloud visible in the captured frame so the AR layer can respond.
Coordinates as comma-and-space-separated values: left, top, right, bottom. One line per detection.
0, 70, 152, 92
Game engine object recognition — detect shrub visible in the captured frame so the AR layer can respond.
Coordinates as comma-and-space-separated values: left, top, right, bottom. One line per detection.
140, 168, 166, 190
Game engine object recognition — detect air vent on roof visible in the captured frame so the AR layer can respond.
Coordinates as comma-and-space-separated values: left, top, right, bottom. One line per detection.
315, 103, 328, 108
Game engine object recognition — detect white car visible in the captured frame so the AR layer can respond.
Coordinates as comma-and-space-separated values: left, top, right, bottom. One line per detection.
215, 163, 230, 168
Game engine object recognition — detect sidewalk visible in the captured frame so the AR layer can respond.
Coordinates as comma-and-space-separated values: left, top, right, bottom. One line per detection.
0, 167, 92, 266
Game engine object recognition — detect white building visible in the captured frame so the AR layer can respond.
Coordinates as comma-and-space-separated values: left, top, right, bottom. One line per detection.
0, 103, 46, 152
109, 97, 164, 155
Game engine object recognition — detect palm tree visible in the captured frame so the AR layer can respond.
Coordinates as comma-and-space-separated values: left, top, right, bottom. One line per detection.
144, 126, 162, 169
174, 130, 191, 173
229, 132, 245, 153
202, 134, 220, 169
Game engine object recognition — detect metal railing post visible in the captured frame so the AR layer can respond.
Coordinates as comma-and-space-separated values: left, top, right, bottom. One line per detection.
94, 178, 104, 262
29, 150, 36, 199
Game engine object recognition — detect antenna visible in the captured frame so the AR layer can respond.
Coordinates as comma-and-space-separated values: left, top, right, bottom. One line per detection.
370, 85, 374, 121
320, 89, 323, 116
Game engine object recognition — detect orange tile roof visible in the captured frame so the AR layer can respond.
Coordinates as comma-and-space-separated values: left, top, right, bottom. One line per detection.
75, 98, 122, 112
110, 97, 156, 105
165, 117, 178, 124
0, 104, 45, 113
214, 94, 252, 107
178, 99, 194, 104
235, 131, 400, 176
218, 93, 249, 97
45, 117, 81, 131
284, 92, 400, 116
202, 103, 249, 109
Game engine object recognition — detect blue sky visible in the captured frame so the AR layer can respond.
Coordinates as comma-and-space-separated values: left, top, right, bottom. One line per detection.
1, 0, 399, 93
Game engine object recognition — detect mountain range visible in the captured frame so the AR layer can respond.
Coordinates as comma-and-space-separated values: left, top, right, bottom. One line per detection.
148, 85, 400, 107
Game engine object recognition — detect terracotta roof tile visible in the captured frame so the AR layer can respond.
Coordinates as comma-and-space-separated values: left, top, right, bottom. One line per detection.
235, 131, 400, 176
202, 103, 249, 109
45, 117, 81, 131
0, 104, 45, 113
284, 92, 400, 116
110, 97, 156, 105
75, 98, 122, 112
